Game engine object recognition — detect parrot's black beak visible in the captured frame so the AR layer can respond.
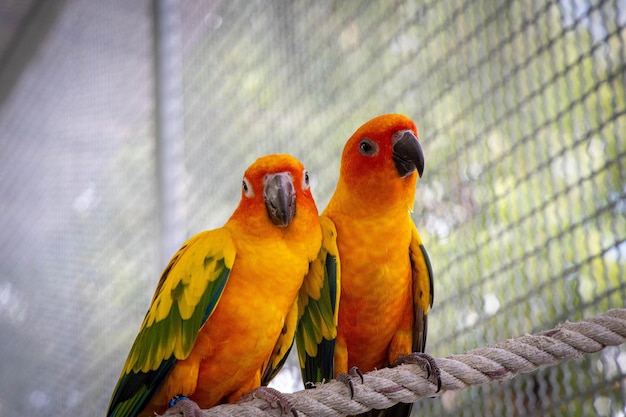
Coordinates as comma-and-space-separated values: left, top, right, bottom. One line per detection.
392, 130, 424, 178
264, 172, 296, 227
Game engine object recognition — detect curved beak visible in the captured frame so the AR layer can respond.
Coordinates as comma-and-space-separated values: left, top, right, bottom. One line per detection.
263, 172, 296, 227
392, 130, 424, 178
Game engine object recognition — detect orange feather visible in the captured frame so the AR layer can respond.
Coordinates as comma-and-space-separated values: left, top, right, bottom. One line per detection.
108, 154, 322, 417
324, 114, 431, 374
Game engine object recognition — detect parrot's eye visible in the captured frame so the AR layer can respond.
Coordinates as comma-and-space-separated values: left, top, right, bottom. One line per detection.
359, 138, 378, 156
302, 169, 310, 190
242, 178, 254, 197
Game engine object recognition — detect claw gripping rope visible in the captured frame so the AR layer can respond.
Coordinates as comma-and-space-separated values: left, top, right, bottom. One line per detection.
160, 309, 626, 417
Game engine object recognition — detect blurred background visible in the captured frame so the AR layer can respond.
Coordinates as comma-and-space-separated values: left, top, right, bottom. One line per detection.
0, 0, 625, 416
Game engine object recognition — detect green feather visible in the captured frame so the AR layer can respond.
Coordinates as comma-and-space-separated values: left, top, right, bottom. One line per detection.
107, 229, 235, 417
296, 217, 340, 385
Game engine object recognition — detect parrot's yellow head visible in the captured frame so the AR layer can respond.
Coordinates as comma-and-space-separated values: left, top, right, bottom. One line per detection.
232, 154, 319, 230
336, 114, 424, 211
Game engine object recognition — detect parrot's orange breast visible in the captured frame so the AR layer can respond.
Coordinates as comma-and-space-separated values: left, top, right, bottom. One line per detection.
331, 209, 415, 373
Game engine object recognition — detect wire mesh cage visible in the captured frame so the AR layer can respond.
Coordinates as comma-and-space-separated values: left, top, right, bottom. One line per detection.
0, 0, 624, 416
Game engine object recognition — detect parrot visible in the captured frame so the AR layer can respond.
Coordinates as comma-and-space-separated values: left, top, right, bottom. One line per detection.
107, 154, 322, 417
296, 114, 436, 417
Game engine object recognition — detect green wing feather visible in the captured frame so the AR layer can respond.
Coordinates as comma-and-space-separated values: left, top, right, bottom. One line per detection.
409, 224, 434, 353
107, 228, 236, 417
295, 216, 340, 385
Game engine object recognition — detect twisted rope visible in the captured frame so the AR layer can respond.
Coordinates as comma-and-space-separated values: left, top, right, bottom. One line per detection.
172, 308, 626, 417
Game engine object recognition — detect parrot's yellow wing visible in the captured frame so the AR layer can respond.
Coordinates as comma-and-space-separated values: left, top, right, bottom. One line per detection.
107, 228, 236, 417
295, 216, 340, 385
409, 223, 434, 353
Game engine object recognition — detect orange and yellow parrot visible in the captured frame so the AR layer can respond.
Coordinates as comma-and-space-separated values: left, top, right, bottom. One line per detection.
107, 154, 322, 417
296, 114, 435, 417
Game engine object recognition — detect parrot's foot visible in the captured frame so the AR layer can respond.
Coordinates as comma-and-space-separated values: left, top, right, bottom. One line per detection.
162, 395, 204, 417
237, 387, 297, 416
392, 352, 442, 392
337, 366, 364, 398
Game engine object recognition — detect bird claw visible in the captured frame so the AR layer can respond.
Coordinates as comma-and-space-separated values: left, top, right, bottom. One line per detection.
237, 386, 297, 416
392, 352, 442, 392
162, 395, 204, 417
337, 366, 364, 398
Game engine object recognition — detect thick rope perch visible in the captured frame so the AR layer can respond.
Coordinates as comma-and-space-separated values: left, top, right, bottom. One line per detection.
168, 308, 626, 417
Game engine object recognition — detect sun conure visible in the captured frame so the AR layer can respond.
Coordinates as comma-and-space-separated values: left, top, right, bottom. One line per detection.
108, 154, 322, 417
296, 114, 435, 417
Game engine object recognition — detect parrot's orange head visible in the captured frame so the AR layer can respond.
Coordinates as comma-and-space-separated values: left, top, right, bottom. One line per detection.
234, 154, 319, 229
337, 114, 424, 209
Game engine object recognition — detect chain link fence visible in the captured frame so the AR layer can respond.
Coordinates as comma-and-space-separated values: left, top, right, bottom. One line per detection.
0, 1, 624, 416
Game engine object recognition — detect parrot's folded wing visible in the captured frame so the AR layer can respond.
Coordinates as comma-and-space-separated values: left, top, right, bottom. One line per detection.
409, 223, 434, 353
260, 299, 298, 386
295, 216, 340, 385
107, 228, 236, 417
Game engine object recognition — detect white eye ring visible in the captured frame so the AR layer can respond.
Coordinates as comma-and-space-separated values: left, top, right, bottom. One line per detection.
242, 177, 254, 197
302, 169, 310, 190
359, 138, 379, 156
